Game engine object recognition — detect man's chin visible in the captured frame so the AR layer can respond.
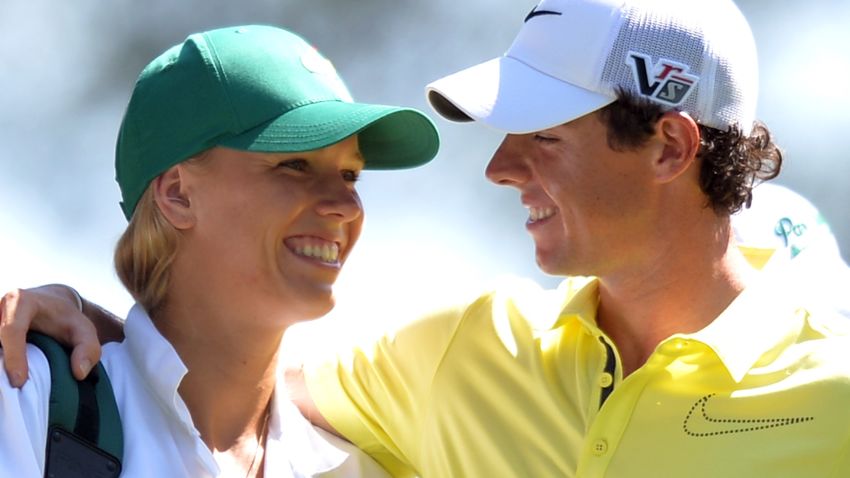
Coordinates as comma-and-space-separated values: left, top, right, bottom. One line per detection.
535, 251, 588, 277
534, 251, 564, 276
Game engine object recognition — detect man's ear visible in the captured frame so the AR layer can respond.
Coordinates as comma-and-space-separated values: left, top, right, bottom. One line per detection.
152, 165, 195, 229
652, 111, 700, 183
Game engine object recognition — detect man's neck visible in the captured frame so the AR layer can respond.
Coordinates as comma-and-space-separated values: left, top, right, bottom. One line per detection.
594, 218, 755, 377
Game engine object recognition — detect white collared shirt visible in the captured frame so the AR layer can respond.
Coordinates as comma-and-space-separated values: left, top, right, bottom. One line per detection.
0, 304, 389, 477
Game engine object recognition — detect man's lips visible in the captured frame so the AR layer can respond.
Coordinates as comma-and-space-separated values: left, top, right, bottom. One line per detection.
527, 206, 556, 223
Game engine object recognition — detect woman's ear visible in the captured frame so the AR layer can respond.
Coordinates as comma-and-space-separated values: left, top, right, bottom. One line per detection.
653, 111, 701, 183
152, 165, 195, 229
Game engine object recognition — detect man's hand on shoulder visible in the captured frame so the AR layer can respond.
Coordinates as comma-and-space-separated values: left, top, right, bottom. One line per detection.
0, 284, 115, 387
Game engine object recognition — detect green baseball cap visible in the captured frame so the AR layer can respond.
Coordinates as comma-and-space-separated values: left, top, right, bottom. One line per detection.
116, 25, 440, 219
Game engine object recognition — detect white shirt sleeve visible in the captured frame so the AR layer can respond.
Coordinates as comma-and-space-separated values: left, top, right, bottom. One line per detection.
313, 428, 392, 478
0, 344, 52, 475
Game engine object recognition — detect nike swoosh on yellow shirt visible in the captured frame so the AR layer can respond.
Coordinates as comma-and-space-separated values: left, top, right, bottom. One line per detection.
683, 393, 814, 437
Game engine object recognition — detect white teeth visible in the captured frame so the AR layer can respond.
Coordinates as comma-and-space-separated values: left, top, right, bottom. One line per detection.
293, 242, 339, 263
528, 207, 556, 222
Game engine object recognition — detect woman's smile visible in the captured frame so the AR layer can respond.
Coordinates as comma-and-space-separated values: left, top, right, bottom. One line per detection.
285, 236, 342, 266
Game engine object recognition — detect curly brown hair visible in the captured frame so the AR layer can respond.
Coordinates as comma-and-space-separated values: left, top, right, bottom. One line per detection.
597, 90, 782, 215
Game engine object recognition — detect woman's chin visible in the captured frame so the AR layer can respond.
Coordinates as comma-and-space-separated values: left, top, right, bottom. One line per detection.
292, 293, 336, 323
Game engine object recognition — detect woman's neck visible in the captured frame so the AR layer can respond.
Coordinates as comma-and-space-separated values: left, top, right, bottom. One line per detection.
152, 286, 286, 475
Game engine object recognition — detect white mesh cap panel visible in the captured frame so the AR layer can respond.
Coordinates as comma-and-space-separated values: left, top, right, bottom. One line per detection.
599, 0, 757, 133
602, 5, 707, 120
702, 0, 758, 133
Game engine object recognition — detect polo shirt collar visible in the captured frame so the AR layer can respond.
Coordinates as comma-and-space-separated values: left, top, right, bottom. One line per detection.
125, 304, 193, 427
552, 276, 601, 332
124, 305, 219, 473
549, 258, 806, 383
682, 266, 806, 383
502, 275, 599, 332
124, 304, 350, 476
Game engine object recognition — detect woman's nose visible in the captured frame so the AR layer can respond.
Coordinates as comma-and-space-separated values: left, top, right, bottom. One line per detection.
314, 179, 363, 222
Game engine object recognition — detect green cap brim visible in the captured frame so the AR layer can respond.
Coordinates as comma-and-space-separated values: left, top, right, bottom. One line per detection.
219, 100, 440, 170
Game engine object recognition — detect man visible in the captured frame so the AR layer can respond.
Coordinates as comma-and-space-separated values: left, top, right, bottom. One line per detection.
3, 0, 850, 476
290, 2, 849, 476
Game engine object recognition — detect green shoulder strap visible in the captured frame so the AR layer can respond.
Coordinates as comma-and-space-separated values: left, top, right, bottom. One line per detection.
26, 332, 123, 471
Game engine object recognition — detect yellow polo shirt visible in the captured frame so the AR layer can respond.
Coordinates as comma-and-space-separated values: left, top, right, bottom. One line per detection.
306, 270, 850, 477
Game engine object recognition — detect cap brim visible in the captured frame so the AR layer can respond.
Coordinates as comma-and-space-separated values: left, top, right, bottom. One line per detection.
426, 56, 615, 134
220, 101, 440, 170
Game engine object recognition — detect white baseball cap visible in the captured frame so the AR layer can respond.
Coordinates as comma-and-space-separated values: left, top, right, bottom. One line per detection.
426, 0, 758, 134
733, 183, 850, 320
733, 183, 840, 263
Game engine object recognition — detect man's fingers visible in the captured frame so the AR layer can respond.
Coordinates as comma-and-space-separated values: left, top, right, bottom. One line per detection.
1, 287, 103, 385
30, 308, 101, 381
0, 289, 33, 388
67, 317, 101, 380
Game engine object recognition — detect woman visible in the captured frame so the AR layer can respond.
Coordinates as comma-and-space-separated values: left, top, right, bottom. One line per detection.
0, 25, 438, 476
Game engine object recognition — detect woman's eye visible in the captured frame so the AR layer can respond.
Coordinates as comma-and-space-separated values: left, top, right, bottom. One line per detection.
278, 159, 308, 171
342, 170, 360, 183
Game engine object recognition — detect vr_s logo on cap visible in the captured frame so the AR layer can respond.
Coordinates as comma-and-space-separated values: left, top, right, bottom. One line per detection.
627, 52, 699, 106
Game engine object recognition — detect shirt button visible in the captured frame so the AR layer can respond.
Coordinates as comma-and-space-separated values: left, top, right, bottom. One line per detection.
598, 372, 613, 388
592, 439, 609, 456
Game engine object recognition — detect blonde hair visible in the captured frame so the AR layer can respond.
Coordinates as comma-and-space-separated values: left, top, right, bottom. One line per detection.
114, 185, 179, 315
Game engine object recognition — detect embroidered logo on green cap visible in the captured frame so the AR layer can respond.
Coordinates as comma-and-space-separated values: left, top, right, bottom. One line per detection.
301, 47, 337, 75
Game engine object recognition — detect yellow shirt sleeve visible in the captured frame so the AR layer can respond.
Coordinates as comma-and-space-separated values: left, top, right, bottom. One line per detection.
304, 301, 472, 477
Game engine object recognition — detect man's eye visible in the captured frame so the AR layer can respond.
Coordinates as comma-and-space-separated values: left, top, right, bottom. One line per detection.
533, 134, 558, 143
278, 159, 308, 171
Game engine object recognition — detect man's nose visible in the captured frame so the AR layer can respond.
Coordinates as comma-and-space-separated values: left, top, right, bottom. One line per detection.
485, 135, 531, 187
